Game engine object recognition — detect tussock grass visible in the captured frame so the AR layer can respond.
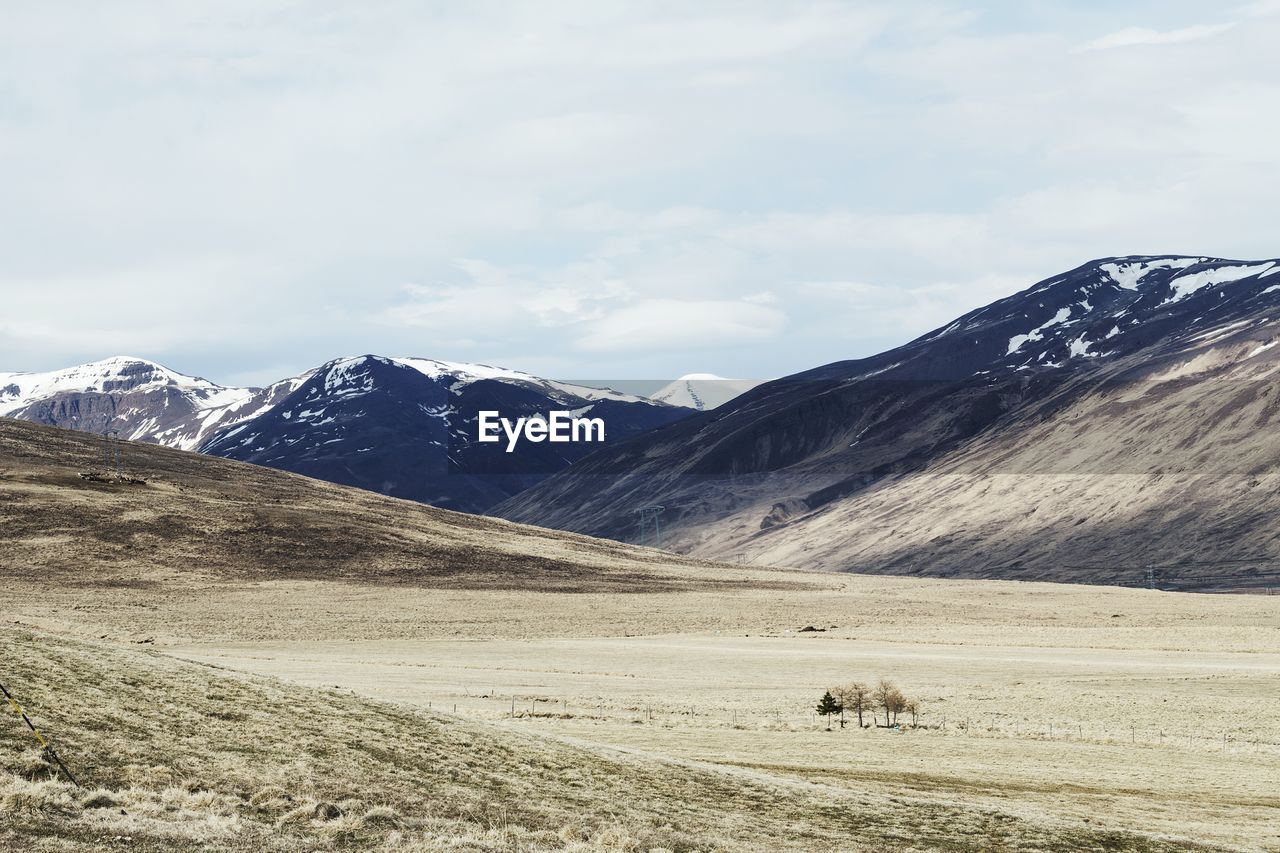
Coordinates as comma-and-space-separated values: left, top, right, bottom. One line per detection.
0, 629, 1198, 851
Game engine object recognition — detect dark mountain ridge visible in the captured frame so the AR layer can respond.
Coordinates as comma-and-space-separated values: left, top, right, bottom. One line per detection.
493, 255, 1280, 588
1, 354, 689, 513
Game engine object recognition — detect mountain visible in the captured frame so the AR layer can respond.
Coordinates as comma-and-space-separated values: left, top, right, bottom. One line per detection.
494, 255, 1280, 589
0, 356, 301, 451
1, 355, 688, 513
198, 355, 688, 512
648, 374, 763, 411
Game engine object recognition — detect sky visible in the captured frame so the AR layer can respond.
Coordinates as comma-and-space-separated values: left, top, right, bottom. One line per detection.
2, 1, 1278, 387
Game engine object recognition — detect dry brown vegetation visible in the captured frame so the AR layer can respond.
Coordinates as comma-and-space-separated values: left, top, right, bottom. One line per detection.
0, 629, 1196, 852
2, 420, 1278, 850
0, 418, 796, 594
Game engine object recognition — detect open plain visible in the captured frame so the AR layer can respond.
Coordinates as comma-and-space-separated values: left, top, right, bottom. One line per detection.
2, 419, 1279, 850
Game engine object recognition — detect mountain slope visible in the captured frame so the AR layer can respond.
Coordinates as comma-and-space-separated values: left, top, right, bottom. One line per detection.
197, 355, 687, 512
494, 256, 1280, 588
1, 355, 688, 514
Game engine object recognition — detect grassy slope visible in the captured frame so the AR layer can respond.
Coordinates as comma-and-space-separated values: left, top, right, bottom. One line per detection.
0, 418, 798, 594
0, 629, 1201, 852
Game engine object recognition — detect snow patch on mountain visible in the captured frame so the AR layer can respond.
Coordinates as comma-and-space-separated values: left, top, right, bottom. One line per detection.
317, 355, 655, 405
1100, 257, 1199, 290
1167, 263, 1277, 302
1006, 307, 1073, 355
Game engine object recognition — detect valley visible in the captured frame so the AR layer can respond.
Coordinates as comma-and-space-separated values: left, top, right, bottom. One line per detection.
2, 419, 1278, 850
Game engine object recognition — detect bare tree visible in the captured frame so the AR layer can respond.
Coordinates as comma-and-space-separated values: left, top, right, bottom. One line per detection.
872, 678, 898, 727
835, 682, 870, 728
870, 679, 909, 726
888, 687, 906, 725
904, 698, 920, 727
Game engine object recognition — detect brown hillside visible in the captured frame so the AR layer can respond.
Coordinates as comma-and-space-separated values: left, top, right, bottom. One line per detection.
0, 419, 794, 594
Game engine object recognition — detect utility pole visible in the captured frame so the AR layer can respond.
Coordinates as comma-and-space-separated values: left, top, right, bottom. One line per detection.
101, 428, 121, 479
1144, 565, 1162, 590
632, 505, 665, 548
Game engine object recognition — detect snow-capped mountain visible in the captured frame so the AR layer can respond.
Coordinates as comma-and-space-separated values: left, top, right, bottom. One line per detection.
0, 357, 277, 451
648, 374, 763, 411
199, 355, 687, 511
1, 354, 688, 513
495, 255, 1280, 588
792, 255, 1280, 381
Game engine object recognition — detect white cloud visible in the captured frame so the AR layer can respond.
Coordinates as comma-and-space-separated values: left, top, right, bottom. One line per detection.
1, 2, 1278, 382
1238, 0, 1280, 18
575, 299, 786, 352
1080, 23, 1237, 51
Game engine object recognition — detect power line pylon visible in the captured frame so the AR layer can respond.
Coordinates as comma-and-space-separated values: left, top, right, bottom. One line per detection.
633, 505, 665, 549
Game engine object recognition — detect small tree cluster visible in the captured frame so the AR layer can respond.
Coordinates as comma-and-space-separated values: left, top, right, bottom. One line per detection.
834, 682, 870, 728
818, 679, 920, 729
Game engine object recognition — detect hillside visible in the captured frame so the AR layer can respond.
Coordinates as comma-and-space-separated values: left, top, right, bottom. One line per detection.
0, 418, 776, 595
494, 256, 1280, 589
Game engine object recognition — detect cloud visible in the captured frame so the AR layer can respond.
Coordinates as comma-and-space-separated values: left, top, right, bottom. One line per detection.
575, 299, 786, 352
382, 264, 632, 338
1238, 0, 1280, 17
1080, 23, 1237, 51
1, 2, 1279, 382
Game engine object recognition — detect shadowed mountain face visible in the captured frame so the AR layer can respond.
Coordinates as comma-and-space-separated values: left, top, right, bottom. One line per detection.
493, 256, 1280, 589
199, 356, 689, 512
1, 355, 689, 513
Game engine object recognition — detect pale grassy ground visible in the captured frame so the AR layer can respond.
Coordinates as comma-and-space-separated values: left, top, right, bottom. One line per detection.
167, 631, 1280, 852
7, 573, 1276, 850
1, 629, 1192, 853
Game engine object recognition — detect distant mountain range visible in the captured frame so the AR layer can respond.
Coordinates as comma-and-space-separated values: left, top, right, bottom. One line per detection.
0, 355, 692, 512
13, 255, 1280, 589
494, 256, 1280, 589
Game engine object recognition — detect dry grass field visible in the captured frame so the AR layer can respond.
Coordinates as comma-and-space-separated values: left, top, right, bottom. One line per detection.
3, 420, 1279, 850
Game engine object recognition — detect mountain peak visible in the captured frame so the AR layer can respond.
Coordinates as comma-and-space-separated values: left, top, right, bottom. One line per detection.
649, 375, 763, 411
862, 254, 1280, 381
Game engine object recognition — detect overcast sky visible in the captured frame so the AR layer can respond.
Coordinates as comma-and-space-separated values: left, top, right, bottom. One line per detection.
2, 1, 1278, 386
